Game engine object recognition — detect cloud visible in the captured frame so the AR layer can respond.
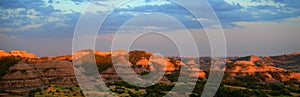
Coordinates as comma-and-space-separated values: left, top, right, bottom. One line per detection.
224, 0, 286, 8
119, 0, 171, 9
40, 0, 171, 15
0, 4, 71, 33
0, 8, 26, 20
41, 0, 88, 14
47, 17, 62, 22
0, 24, 43, 32
20, 24, 43, 31
209, 0, 300, 28
0, 0, 173, 34
0, 0, 300, 37
283, 16, 300, 23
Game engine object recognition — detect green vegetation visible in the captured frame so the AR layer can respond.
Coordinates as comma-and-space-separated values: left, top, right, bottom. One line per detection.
106, 81, 174, 97
30, 85, 84, 97
108, 78, 299, 97
27, 79, 300, 97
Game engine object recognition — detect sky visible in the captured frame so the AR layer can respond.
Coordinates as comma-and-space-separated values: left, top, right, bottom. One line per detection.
0, 0, 300, 57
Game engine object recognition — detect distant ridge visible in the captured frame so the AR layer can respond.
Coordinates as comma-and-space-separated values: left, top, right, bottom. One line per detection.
236, 55, 261, 62
0, 50, 36, 58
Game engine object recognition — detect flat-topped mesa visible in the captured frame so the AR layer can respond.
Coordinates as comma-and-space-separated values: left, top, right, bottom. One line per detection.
0, 50, 36, 58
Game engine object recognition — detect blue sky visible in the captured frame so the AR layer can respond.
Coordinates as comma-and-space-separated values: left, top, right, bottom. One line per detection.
0, 0, 300, 56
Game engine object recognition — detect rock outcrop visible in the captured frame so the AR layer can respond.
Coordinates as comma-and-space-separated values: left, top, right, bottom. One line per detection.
0, 50, 36, 58
2, 49, 300, 95
227, 58, 300, 82
0, 60, 76, 91
94, 50, 111, 56
0, 50, 10, 57
0, 62, 46, 91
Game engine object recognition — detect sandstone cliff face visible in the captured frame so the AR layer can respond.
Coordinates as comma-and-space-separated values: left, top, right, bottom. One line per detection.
2, 49, 300, 94
52, 55, 72, 61
0, 50, 36, 58
0, 60, 76, 91
0, 50, 10, 57
268, 52, 300, 72
135, 57, 150, 67
0, 62, 46, 91
227, 58, 300, 82
33, 60, 76, 85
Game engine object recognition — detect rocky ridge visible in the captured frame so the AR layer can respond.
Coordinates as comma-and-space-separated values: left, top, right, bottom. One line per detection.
1, 50, 300, 94
0, 60, 76, 92
226, 55, 300, 82
0, 50, 36, 58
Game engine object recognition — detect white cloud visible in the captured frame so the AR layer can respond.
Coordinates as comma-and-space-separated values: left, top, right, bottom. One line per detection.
47, 17, 63, 22
143, 26, 165, 30
224, 0, 286, 8
0, 8, 26, 20
0, 6, 71, 32
0, 24, 43, 32
41, 0, 119, 14
281, 7, 300, 14
0, 8, 41, 20
283, 16, 300, 23
42, 0, 89, 14
119, 0, 171, 9
41, 0, 171, 15
86, 0, 171, 14
251, 9, 277, 15
224, 0, 290, 16
20, 24, 43, 31
118, 11, 140, 16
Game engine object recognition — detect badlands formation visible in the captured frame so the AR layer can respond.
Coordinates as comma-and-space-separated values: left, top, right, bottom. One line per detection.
0, 50, 300, 94
0, 50, 36, 58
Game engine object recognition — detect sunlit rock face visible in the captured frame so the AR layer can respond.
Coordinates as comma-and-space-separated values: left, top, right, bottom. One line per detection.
94, 50, 111, 56
0, 50, 36, 58
2, 49, 300, 94
0, 50, 10, 57
226, 55, 300, 82
135, 57, 150, 67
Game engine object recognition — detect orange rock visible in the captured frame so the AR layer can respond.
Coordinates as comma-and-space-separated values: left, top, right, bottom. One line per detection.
0, 50, 36, 58
135, 57, 150, 67
237, 55, 261, 61
94, 50, 111, 56
234, 60, 255, 66
0, 50, 10, 57
10, 50, 36, 58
